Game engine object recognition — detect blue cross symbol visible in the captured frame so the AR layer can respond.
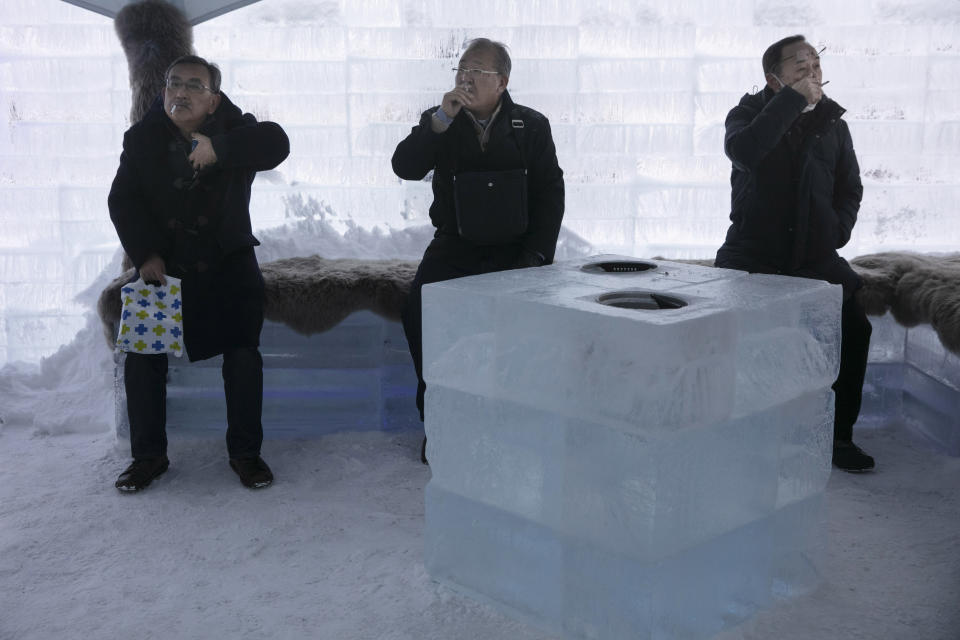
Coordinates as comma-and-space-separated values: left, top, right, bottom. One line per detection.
137, 298, 150, 307
151, 340, 165, 352
171, 327, 182, 338
154, 311, 167, 322
155, 291, 166, 300
171, 299, 181, 309
122, 310, 131, 320
134, 324, 148, 336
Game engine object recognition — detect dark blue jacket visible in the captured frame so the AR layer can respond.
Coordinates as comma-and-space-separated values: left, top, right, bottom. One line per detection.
715, 86, 863, 297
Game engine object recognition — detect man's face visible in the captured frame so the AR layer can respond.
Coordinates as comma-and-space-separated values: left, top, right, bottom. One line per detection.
767, 42, 822, 92
455, 49, 507, 116
162, 63, 220, 134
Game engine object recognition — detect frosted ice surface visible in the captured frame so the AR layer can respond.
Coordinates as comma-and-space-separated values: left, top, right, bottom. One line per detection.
231, 61, 347, 95
423, 254, 840, 638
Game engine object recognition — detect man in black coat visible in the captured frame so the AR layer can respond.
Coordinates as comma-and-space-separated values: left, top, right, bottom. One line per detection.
392, 38, 565, 463
108, 55, 290, 491
715, 35, 874, 472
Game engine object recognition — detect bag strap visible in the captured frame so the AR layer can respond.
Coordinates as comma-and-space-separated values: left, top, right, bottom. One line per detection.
510, 110, 527, 173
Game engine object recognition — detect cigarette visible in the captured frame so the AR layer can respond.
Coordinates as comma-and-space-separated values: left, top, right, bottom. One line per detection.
820, 80, 830, 86
170, 105, 178, 113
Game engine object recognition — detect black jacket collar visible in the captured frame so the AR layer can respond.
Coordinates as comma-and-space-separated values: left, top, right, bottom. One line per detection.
140, 92, 243, 140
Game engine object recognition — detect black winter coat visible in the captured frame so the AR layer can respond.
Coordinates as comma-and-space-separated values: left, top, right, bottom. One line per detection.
715, 86, 863, 297
391, 91, 565, 264
108, 94, 289, 360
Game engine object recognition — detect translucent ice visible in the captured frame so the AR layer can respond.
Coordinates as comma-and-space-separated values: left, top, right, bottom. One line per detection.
422, 255, 840, 639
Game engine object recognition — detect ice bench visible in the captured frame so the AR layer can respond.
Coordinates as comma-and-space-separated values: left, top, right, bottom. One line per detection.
97, 251, 960, 451
100, 257, 423, 438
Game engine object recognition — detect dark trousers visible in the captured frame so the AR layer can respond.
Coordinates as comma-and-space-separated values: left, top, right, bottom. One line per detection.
833, 295, 872, 442
124, 347, 264, 460
402, 236, 523, 421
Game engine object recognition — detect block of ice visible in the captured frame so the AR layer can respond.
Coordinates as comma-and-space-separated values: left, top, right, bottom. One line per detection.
422, 255, 840, 639
114, 314, 421, 440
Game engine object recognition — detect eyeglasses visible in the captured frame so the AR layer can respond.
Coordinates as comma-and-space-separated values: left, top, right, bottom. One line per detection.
165, 77, 214, 94
452, 67, 500, 78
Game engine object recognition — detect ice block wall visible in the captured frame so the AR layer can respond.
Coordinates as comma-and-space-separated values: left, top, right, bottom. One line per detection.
860, 313, 960, 455
421, 256, 841, 639
2, 0, 958, 366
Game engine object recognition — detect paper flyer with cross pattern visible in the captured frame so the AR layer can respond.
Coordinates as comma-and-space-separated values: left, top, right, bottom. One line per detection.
116, 277, 185, 357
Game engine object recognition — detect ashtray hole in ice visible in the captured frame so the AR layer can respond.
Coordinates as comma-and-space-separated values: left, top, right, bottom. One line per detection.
596, 290, 687, 310
581, 260, 657, 274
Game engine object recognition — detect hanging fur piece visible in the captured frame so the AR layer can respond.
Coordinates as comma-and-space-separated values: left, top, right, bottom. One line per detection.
114, 0, 193, 125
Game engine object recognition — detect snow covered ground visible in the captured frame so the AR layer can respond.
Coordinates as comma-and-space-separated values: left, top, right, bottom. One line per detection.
1, 417, 957, 640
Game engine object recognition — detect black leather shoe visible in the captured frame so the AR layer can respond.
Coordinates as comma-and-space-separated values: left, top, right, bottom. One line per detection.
115, 456, 169, 492
833, 440, 875, 472
230, 456, 273, 489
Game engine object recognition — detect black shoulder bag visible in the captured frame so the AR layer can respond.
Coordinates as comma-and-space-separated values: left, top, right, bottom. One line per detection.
452, 115, 528, 245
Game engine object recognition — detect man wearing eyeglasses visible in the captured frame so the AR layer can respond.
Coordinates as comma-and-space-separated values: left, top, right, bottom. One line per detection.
715, 35, 874, 472
392, 38, 565, 463
108, 55, 289, 491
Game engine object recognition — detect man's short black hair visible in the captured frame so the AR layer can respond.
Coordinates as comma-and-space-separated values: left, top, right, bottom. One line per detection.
762, 34, 807, 75
462, 38, 511, 78
165, 54, 221, 93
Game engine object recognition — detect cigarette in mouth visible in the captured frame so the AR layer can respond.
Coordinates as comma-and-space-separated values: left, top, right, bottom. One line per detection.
170, 105, 178, 113
820, 80, 830, 86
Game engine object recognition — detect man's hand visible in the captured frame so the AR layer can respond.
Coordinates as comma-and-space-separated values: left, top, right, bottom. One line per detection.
188, 133, 218, 171
140, 254, 167, 285
790, 76, 823, 106
440, 84, 476, 119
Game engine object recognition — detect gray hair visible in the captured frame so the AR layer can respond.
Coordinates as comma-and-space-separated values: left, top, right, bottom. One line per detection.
164, 54, 221, 93
462, 38, 511, 78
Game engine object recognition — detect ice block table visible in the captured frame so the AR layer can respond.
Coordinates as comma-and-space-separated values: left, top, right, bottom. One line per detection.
421, 255, 841, 639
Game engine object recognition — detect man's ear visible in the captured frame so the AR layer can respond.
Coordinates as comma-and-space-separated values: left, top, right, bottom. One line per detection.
497, 75, 508, 95
764, 72, 781, 92
208, 93, 222, 114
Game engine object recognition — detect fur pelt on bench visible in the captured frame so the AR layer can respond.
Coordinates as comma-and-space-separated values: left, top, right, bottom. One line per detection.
673, 252, 960, 355
96, 257, 420, 347
851, 252, 960, 353
97, 251, 960, 356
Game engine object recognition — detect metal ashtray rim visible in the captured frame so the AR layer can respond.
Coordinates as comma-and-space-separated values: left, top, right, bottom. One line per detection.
580, 260, 658, 274
596, 289, 688, 310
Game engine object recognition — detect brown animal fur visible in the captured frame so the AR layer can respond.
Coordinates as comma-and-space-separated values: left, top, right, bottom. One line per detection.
97, 258, 420, 347
98, 252, 960, 356
260, 257, 419, 335
114, 0, 193, 125
851, 252, 960, 353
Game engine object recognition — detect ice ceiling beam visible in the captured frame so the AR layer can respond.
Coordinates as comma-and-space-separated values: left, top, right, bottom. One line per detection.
60, 0, 262, 25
